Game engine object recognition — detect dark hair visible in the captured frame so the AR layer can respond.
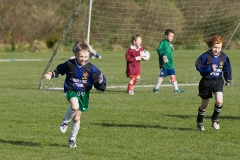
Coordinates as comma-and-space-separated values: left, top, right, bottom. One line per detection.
165, 29, 174, 36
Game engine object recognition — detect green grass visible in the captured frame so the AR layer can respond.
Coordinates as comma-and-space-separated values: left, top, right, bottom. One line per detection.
0, 50, 240, 160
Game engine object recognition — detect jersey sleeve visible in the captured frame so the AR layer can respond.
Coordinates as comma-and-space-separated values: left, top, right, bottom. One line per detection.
52, 61, 69, 78
125, 48, 136, 63
91, 68, 106, 92
195, 54, 213, 73
157, 40, 166, 56
222, 56, 232, 82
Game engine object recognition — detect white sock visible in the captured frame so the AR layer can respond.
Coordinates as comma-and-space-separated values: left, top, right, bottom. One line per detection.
63, 107, 75, 122
172, 81, 179, 90
69, 120, 80, 141
154, 77, 163, 89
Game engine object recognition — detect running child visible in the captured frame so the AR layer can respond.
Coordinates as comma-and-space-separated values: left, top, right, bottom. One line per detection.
195, 35, 232, 131
44, 43, 106, 147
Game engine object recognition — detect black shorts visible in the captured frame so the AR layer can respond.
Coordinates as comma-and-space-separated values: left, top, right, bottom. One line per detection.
198, 78, 224, 99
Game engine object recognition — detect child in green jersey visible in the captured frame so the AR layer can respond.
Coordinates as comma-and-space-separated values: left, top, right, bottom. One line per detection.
153, 29, 184, 93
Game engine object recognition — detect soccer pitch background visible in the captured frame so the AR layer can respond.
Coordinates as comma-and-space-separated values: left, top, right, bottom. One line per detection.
0, 50, 240, 159
40, 49, 240, 90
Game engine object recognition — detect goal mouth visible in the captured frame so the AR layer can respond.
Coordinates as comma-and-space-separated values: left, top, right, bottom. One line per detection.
39, 0, 240, 90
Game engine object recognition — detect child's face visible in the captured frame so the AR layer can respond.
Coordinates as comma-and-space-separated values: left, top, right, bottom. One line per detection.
211, 43, 222, 55
166, 32, 174, 42
75, 50, 89, 65
133, 37, 142, 48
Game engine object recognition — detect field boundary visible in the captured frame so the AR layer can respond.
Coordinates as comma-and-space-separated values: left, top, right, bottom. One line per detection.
0, 59, 42, 62
42, 83, 199, 91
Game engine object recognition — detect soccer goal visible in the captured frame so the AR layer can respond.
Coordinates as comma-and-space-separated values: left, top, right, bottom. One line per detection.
39, 0, 240, 90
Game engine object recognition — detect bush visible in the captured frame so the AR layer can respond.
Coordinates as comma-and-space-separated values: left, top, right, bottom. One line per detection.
46, 34, 60, 49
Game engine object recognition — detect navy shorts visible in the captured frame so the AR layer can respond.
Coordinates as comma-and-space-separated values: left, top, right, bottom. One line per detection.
198, 78, 224, 99
159, 68, 176, 77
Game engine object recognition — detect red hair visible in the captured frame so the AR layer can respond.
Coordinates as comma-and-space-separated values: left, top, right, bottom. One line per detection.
206, 35, 225, 48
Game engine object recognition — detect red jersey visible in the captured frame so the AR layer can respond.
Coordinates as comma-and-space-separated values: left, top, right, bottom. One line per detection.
125, 45, 144, 77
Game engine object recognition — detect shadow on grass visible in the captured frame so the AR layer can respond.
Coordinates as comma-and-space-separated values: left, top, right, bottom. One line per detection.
94, 122, 194, 131
163, 114, 195, 119
48, 143, 68, 147
163, 114, 240, 120
0, 139, 69, 148
0, 139, 41, 146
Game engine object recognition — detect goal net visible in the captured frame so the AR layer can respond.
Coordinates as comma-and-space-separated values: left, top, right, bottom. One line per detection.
39, 0, 240, 90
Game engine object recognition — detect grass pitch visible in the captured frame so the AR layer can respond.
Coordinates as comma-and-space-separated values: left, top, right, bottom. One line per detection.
0, 50, 240, 160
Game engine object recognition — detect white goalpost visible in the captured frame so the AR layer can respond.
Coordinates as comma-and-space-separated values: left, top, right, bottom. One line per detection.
39, 0, 240, 90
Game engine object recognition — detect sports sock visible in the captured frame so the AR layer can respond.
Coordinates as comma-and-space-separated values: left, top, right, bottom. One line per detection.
197, 108, 205, 123
69, 120, 80, 141
64, 107, 75, 122
133, 80, 138, 86
211, 104, 222, 120
154, 77, 163, 89
127, 83, 134, 91
172, 81, 179, 90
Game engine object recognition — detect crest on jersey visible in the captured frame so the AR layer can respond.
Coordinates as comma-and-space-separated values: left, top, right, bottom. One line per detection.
219, 61, 224, 69
82, 72, 89, 80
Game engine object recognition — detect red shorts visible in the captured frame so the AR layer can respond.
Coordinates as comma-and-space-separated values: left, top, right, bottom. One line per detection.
127, 74, 140, 78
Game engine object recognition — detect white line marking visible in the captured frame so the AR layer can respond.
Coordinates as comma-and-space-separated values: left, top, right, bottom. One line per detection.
0, 59, 42, 62
42, 84, 199, 91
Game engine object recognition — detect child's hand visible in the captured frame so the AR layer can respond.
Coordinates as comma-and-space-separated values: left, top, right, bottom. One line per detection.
135, 56, 142, 61
225, 80, 231, 86
98, 73, 103, 83
212, 64, 218, 71
44, 72, 52, 80
162, 55, 169, 63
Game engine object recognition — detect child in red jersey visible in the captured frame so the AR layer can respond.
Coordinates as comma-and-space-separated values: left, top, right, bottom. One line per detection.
125, 33, 144, 95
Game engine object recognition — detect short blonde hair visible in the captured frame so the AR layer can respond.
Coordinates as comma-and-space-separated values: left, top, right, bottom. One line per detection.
75, 43, 90, 54
206, 35, 225, 48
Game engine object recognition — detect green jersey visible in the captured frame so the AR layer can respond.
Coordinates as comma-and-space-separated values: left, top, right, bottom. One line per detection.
157, 39, 174, 69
